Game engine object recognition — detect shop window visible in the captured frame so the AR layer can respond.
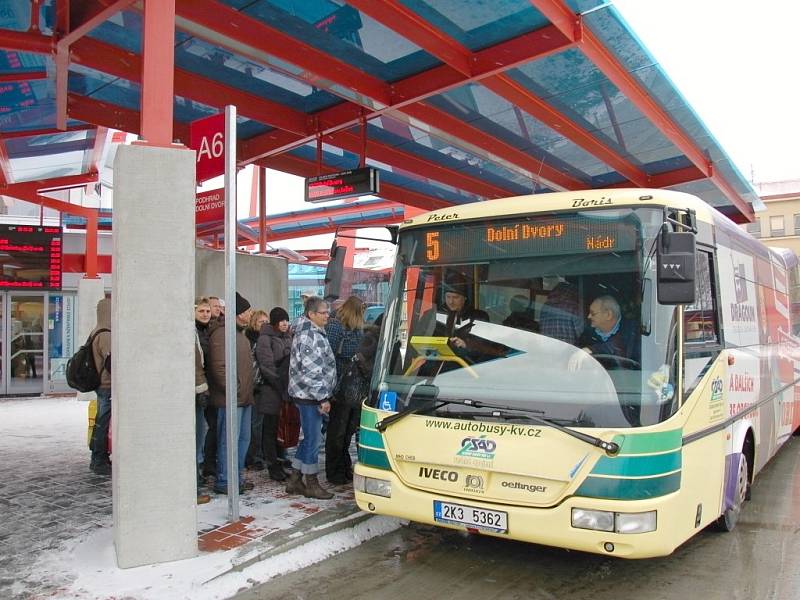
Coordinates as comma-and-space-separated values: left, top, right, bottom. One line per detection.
745, 218, 761, 237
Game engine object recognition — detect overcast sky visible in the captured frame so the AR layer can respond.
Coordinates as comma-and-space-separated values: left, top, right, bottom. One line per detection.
613, 0, 799, 184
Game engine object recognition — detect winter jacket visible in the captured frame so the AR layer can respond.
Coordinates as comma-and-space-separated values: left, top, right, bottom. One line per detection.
579, 318, 640, 365
288, 316, 337, 404
91, 298, 112, 391
194, 331, 208, 394
206, 320, 255, 408
195, 320, 211, 364
254, 325, 292, 415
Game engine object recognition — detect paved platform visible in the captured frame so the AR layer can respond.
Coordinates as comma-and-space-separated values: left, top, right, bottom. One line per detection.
0, 396, 396, 600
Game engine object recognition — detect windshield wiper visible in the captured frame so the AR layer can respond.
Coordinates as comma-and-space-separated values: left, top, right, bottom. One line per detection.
393, 397, 619, 456
458, 399, 619, 456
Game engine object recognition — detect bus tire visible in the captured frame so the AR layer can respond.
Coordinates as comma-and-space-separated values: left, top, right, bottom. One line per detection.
715, 451, 749, 532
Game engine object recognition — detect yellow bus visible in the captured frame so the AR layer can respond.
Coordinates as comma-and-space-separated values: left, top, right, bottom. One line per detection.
353, 189, 800, 558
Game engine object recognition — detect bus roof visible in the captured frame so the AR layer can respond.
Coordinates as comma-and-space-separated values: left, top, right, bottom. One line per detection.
400, 188, 719, 230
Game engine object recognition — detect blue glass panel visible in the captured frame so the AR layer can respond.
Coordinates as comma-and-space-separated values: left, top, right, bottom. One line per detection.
367, 118, 532, 196
397, 0, 548, 52
222, 0, 439, 82
69, 68, 140, 111
428, 88, 598, 181
88, 10, 142, 53
0, 0, 33, 31
6, 131, 91, 160
0, 78, 56, 132
174, 36, 342, 113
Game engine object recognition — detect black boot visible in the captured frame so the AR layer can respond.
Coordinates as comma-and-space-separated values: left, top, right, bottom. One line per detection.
268, 463, 287, 482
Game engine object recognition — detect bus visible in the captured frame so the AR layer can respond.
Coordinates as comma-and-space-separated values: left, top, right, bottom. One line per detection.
352, 188, 800, 558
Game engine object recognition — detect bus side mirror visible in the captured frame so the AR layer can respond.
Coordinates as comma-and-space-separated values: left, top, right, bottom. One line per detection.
324, 243, 346, 301
657, 230, 696, 305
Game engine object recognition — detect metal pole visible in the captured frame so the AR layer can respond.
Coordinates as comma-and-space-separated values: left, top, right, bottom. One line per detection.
224, 105, 239, 520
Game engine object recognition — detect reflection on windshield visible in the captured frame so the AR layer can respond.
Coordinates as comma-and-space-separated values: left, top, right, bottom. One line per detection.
372, 208, 679, 429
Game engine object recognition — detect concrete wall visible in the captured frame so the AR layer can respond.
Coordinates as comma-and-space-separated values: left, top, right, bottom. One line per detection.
112, 145, 197, 568
196, 247, 288, 313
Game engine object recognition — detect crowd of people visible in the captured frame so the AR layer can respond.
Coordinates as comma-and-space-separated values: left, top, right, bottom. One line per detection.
87, 289, 381, 505
192, 290, 379, 501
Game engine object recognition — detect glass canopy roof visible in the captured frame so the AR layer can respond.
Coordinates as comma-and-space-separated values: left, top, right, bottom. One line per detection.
0, 0, 759, 228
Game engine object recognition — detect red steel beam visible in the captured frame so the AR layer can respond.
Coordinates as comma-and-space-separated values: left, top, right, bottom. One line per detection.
67, 93, 190, 142
528, 0, 753, 220
87, 126, 108, 174
174, 0, 392, 107
140, 0, 176, 146
0, 29, 52, 53
344, 4, 646, 187
59, 0, 136, 48
0, 139, 12, 185
0, 70, 47, 83
401, 102, 585, 191
0, 125, 91, 139
70, 38, 514, 199
70, 37, 311, 136
482, 75, 648, 186
346, 0, 472, 76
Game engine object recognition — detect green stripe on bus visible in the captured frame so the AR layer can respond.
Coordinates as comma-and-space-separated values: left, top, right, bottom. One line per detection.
358, 446, 391, 470
360, 408, 380, 430
359, 428, 385, 450
591, 450, 681, 477
614, 429, 682, 454
574, 472, 681, 500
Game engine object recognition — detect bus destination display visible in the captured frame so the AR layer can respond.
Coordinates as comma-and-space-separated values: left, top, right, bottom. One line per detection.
0, 225, 62, 290
412, 215, 639, 264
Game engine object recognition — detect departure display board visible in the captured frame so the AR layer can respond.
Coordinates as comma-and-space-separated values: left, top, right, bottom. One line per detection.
407, 214, 640, 265
0, 225, 62, 290
305, 167, 379, 203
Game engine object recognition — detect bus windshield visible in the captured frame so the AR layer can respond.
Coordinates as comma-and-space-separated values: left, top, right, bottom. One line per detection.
370, 207, 679, 429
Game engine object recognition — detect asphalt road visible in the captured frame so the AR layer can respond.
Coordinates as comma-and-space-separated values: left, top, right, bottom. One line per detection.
239, 436, 800, 600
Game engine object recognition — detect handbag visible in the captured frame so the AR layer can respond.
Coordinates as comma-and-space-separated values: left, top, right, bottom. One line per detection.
334, 354, 370, 405
277, 401, 301, 448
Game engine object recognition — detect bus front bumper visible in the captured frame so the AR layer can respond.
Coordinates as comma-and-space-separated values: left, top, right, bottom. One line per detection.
354, 464, 682, 559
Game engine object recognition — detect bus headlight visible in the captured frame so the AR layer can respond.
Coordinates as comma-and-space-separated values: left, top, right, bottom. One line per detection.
354, 474, 391, 498
572, 509, 614, 532
571, 509, 657, 534
614, 511, 657, 534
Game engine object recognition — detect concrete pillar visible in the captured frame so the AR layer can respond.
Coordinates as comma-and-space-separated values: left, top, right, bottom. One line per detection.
76, 277, 105, 402
112, 144, 197, 567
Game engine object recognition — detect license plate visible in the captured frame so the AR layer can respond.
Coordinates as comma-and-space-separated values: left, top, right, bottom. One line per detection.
433, 500, 508, 533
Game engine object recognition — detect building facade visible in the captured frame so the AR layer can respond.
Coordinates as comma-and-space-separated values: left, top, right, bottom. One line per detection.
742, 180, 800, 254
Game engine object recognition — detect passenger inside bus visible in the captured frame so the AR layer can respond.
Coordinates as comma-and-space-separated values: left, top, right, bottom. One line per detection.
571, 295, 641, 370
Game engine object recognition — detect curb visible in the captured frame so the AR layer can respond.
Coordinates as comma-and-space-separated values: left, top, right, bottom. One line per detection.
207, 503, 370, 582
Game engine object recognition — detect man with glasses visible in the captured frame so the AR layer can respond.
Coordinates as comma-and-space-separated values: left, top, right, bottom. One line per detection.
286, 296, 337, 499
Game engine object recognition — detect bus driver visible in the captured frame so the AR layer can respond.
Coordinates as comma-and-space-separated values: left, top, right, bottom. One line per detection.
570, 295, 640, 370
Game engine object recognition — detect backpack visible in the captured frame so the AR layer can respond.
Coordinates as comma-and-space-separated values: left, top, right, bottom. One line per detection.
66, 329, 110, 393
334, 353, 369, 405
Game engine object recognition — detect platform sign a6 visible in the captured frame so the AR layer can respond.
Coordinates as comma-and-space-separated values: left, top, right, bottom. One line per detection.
189, 113, 225, 183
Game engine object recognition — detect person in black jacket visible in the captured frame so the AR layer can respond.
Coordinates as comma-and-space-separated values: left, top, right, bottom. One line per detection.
252, 307, 293, 481
576, 295, 640, 368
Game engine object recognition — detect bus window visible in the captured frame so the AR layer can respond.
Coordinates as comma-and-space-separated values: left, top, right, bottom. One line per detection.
684, 251, 721, 394
684, 251, 719, 344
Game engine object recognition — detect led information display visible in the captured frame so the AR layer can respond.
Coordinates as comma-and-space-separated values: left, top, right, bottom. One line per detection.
305, 167, 379, 203
408, 215, 639, 265
0, 225, 62, 290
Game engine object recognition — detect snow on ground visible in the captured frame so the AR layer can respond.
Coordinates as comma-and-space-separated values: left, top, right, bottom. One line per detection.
36, 514, 401, 599
1, 396, 401, 599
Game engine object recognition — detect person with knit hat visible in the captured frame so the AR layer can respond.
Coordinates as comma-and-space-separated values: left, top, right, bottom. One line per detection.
206, 292, 256, 494
251, 306, 293, 481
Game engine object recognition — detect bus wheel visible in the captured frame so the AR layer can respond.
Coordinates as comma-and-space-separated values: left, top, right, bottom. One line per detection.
716, 453, 748, 532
